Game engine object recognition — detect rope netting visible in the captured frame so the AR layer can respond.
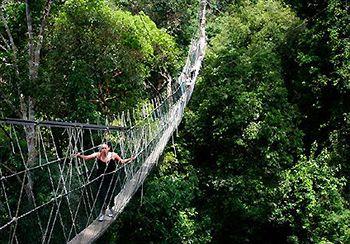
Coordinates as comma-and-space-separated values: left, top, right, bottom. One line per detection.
0, 1, 206, 243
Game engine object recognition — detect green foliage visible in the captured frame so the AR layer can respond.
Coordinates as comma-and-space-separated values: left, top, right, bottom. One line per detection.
38, 0, 179, 121
281, 0, 350, 206
184, 0, 303, 242
180, 1, 349, 241
281, 0, 350, 154
0, 0, 67, 116
1, 0, 349, 243
190, 0, 302, 181
108, 146, 212, 243
273, 147, 350, 243
117, 0, 199, 46
171, 208, 211, 244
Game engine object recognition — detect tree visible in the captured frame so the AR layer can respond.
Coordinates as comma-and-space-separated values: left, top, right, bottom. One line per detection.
0, 0, 180, 209
116, 0, 199, 46
281, 0, 350, 181
39, 0, 180, 121
0, 0, 58, 202
184, 0, 303, 242
102, 144, 212, 243
273, 148, 350, 243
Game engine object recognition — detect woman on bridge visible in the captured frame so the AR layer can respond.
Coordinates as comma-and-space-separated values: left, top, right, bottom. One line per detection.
76, 142, 135, 221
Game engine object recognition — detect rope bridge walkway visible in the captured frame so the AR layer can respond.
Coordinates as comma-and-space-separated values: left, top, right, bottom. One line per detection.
0, 1, 206, 243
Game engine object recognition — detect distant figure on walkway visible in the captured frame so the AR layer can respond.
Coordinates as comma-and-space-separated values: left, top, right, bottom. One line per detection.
76, 142, 135, 221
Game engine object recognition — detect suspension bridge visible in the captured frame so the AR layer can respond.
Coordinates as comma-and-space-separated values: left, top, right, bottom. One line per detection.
0, 0, 206, 243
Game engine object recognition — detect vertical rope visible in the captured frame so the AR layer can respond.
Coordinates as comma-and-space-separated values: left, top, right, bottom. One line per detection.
11, 125, 45, 242
1, 2, 207, 242
0, 167, 19, 243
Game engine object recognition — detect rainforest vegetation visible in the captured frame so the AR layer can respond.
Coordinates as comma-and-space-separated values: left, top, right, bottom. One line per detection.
0, 0, 349, 243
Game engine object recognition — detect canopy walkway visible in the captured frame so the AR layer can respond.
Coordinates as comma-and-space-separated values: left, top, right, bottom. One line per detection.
0, 0, 206, 243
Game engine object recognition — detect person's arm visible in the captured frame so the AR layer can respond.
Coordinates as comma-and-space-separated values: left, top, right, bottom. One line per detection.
76, 152, 99, 160
112, 152, 135, 164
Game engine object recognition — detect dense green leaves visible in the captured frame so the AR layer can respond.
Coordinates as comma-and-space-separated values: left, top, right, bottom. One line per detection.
176, 0, 349, 242
1, 0, 349, 243
38, 0, 179, 121
107, 1, 349, 242
105, 147, 212, 243
273, 148, 350, 243
117, 0, 199, 46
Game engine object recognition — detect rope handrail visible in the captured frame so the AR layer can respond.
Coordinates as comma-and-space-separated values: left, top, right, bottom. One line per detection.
0, 84, 180, 229
0, 1, 207, 242
0, 118, 129, 131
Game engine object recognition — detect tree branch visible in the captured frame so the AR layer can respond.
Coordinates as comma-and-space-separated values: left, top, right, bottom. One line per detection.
0, 1, 21, 108
25, 0, 35, 80
158, 67, 173, 93
34, 0, 53, 65
0, 43, 7, 51
0, 32, 10, 51
0, 3, 17, 54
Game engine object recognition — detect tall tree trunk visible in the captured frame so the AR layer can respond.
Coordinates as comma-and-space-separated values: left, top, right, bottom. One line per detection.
20, 0, 52, 202
1, 0, 53, 202
20, 96, 37, 202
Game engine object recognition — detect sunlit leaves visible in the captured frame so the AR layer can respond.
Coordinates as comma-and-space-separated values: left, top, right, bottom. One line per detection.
39, 0, 179, 121
273, 148, 350, 243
